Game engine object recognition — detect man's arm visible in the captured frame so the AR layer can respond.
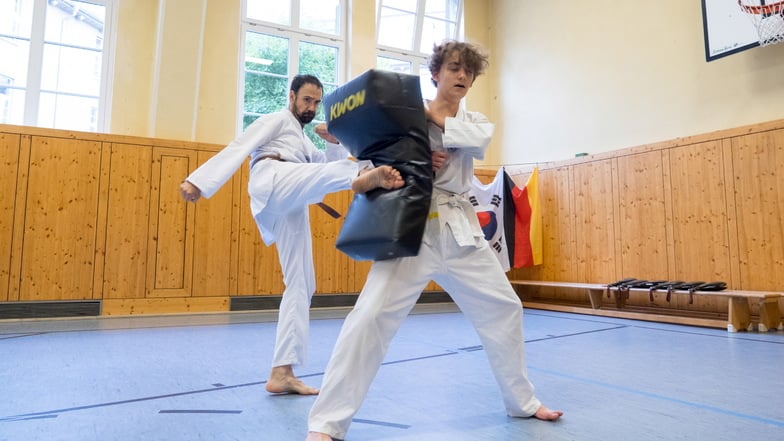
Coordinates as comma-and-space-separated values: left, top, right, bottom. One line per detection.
186, 113, 284, 198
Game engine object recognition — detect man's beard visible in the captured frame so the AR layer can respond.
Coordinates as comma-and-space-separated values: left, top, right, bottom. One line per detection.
296, 110, 316, 124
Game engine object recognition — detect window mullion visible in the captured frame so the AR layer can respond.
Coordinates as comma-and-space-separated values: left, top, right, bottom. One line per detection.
290, 34, 300, 78
457, 0, 464, 39
413, 0, 426, 54
338, 0, 347, 82
24, 0, 48, 126
237, 22, 250, 135
98, 0, 116, 132
291, 0, 300, 29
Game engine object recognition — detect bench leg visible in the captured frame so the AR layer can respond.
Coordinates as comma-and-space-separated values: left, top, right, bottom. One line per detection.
587, 289, 603, 309
614, 289, 627, 309
728, 297, 752, 333
757, 298, 782, 332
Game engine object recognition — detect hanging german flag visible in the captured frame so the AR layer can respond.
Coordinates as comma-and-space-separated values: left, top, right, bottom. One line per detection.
507, 167, 542, 267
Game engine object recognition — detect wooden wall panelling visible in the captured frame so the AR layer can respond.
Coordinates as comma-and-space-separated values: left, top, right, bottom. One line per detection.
548, 167, 578, 287
660, 149, 676, 283
236, 162, 285, 295
191, 150, 236, 297
102, 297, 230, 315
18, 135, 103, 301
729, 129, 784, 291
229, 165, 243, 296
311, 191, 345, 293
3, 120, 783, 318
0, 133, 21, 301
721, 138, 742, 291
91, 142, 112, 299
616, 151, 669, 305
611, 158, 623, 278
572, 159, 617, 284
146, 147, 195, 298
666, 141, 731, 313
6, 135, 30, 302
311, 190, 367, 294
101, 143, 153, 299
658, 148, 678, 310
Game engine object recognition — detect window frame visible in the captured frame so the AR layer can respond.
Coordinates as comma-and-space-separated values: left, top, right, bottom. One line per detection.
375, 0, 463, 98
0, 0, 116, 132
239, 0, 346, 138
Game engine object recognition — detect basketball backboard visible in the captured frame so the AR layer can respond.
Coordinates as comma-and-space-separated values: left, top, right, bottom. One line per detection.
701, 0, 761, 61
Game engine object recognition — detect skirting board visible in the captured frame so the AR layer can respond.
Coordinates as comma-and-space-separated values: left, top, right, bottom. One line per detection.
231, 291, 454, 311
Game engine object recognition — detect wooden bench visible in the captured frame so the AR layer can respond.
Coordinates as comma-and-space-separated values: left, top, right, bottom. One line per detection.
509, 280, 607, 309
509, 280, 784, 333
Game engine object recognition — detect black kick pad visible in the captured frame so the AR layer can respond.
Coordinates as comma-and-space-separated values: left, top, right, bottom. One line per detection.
323, 70, 433, 261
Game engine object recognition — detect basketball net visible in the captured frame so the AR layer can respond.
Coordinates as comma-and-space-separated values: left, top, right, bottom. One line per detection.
738, 0, 784, 46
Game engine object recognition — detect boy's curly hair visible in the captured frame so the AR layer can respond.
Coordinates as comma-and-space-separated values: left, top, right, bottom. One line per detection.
428, 40, 489, 87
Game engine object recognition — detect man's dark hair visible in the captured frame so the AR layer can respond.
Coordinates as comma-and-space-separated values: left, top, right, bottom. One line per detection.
428, 40, 489, 87
290, 74, 323, 93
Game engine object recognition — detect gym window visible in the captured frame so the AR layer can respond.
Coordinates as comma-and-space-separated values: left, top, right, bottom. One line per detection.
376, 0, 463, 100
241, 0, 345, 148
0, 0, 114, 132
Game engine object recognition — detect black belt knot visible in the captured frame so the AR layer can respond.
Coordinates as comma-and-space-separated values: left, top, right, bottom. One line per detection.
250, 153, 283, 168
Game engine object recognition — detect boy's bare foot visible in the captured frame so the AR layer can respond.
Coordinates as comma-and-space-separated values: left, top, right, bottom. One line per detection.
305, 432, 333, 441
351, 165, 405, 193
265, 365, 319, 395
534, 405, 563, 421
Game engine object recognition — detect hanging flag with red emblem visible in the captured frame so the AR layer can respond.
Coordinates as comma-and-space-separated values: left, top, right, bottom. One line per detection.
469, 167, 513, 271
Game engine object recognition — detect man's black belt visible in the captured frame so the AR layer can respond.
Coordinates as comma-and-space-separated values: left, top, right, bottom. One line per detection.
250, 153, 283, 169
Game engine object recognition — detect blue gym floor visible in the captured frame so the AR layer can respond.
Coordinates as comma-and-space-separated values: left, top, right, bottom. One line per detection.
1, 304, 782, 440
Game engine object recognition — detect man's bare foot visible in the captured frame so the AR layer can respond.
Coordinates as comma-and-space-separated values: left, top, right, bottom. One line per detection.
351, 165, 405, 194
265, 365, 319, 395
305, 432, 333, 441
533, 405, 563, 421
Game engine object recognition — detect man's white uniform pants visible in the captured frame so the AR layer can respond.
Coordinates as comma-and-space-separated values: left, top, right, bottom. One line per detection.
248, 159, 358, 368
307, 212, 542, 439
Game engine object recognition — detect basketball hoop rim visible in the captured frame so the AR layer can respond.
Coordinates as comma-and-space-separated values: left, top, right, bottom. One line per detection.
738, 0, 784, 15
